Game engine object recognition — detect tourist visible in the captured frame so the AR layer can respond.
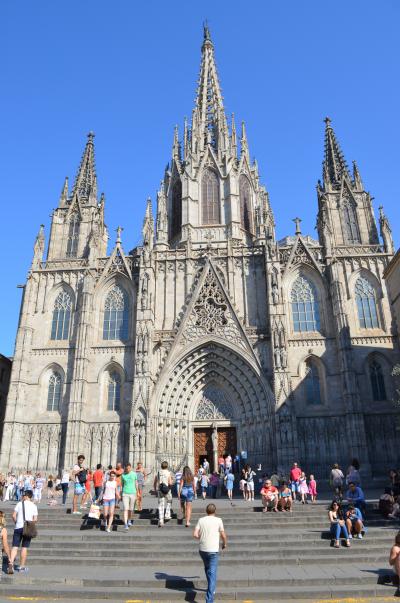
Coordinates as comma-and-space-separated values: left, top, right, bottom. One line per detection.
115, 462, 124, 507
346, 458, 361, 486
298, 471, 308, 504
122, 463, 137, 530
0, 511, 11, 571
203, 458, 210, 474
8, 490, 38, 574
308, 474, 317, 503
270, 471, 280, 488
239, 469, 247, 500
136, 463, 149, 511
329, 501, 351, 548
174, 467, 183, 497
104, 465, 113, 483
218, 455, 225, 474
388, 496, 400, 520
60, 469, 70, 506
16, 474, 24, 501
200, 471, 209, 500
210, 472, 219, 499
4, 474, 15, 502
345, 504, 364, 539
102, 470, 120, 533
193, 503, 227, 603
72, 454, 87, 515
23, 471, 34, 493
154, 461, 173, 528
81, 469, 93, 507
245, 465, 256, 502
289, 462, 302, 501
389, 531, 400, 597
193, 470, 199, 500
224, 469, 234, 503
47, 475, 55, 500
225, 454, 232, 474
346, 482, 366, 514
33, 473, 45, 503
178, 466, 195, 527
330, 463, 344, 500
260, 479, 278, 512
278, 482, 292, 512
92, 464, 104, 502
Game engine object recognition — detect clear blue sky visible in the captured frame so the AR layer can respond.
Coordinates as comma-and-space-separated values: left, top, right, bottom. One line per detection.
1, 1, 399, 356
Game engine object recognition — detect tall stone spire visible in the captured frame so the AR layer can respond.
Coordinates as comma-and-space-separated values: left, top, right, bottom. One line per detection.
193, 24, 228, 154
142, 197, 154, 250
71, 132, 98, 204
322, 117, 352, 189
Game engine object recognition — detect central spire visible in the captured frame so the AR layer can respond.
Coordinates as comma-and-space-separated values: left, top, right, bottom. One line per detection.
193, 24, 228, 153
322, 117, 351, 188
71, 131, 98, 203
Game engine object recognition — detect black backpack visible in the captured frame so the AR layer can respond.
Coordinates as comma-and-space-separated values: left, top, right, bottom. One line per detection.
78, 469, 87, 485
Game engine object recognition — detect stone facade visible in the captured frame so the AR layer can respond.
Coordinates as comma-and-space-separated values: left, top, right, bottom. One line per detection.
384, 248, 400, 338
1, 27, 399, 477
0, 353, 12, 447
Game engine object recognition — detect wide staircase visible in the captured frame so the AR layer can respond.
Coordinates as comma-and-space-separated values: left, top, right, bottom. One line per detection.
0, 496, 399, 601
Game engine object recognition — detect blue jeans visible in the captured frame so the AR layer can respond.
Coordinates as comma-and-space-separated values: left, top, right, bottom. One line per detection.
330, 522, 349, 540
61, 483, 69, 505
199, 551, 219, 603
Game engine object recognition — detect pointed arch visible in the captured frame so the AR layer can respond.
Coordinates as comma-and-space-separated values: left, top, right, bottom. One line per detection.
171, 179, 182, 239
239, 174, 252, 232
51, 290, 72, 340
107, 371, 121, 411
201, 169, 220, 225
66, 213, 80, 257
303, 358, 322, 405
368, 357, 387, 401
103, 285, 129, 340
342, 197, 360, 244
290, 276, 321, 332
47, 372, 62, 411
355, 276, 378, 329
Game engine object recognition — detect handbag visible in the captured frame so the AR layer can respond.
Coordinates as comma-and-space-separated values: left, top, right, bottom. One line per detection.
88, 503, 101, 520
22, 500, 37, 539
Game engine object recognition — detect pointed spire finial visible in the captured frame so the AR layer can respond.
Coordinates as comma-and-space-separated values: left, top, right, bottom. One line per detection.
203, 20, 212, 44
322, 117, 351, 188
72, 132, 98, 203
293, 217, 302, 235
324, 116, 331, 126
59, 176, 69, 205
116, 226, 123, 244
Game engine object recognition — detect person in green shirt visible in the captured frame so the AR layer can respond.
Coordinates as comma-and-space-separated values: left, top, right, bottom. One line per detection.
122, 463, 138, 530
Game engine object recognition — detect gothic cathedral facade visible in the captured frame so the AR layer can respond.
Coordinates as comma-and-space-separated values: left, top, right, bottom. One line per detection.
1, 28, 399, 477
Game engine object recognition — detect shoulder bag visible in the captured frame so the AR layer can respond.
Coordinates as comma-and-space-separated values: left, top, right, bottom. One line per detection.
22, 501, 38, 539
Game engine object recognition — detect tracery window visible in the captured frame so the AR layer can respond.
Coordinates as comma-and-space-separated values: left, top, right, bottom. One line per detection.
103, 286, 128, 340
342, 199, 360, 244
201, 169, 220, 225
291, 277, 320, 332
355, 277, 379, 329
47, 372, 62, 411
171, 180, 182, 239
239, 174, 252, 232
304, 359, 322, 405
369, 359, 386, 401
51, 291, 72, 340
107, 371, 121, 411
66, 214, 80, 257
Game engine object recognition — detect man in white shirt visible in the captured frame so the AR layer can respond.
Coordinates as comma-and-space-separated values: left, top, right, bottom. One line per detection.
8, 490, 38, 574
193, 503, 227, 603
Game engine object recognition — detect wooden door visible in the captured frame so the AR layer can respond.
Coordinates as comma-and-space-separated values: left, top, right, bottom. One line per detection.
217, 427, 237, 458
194, 428, 213, 473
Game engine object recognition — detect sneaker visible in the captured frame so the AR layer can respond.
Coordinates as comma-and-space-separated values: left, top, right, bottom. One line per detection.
72, 511, 81, 515
348, 534, 353, 539
106, 527, 111, 533
128, 520, 133, 527
7, 563, 14, 575
18, 567, 29, 573
125, 524, 129, 531
357, 533, 363, 539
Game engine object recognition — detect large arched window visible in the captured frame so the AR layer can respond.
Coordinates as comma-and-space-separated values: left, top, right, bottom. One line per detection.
304, 359, 322, 405
239, 174, 252, 232
201, 169, 220, 225
47, 372, 62, 411
171, 179, 182, 239
51, 291, 72, 340
355, 277, 379, 329
291, 276, 321, 332
342, 199, 360, 244
103, 286, 129, 340
369, 359, 386, 401
107, 371, 121, 411
66, 214, 80, 257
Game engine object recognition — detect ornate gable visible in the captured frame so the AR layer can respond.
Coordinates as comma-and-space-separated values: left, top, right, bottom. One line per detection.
282, 236, 322, 277
99, 244, 132, 281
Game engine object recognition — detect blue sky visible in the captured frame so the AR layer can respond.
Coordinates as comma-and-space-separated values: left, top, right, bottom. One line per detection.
1, 1, 399, 356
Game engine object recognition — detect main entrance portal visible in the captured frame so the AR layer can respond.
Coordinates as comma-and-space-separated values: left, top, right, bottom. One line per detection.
194, 426, 237, 473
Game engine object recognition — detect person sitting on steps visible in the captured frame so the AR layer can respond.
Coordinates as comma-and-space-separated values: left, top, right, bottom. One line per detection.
329, 501, 351, 548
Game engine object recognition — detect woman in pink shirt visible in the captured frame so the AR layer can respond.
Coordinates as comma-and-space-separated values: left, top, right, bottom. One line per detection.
102, 471, 120, 533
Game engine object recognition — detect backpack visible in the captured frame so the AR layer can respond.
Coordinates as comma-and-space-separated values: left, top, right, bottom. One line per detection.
78, 469, 87, 485
158, 471, 170, 495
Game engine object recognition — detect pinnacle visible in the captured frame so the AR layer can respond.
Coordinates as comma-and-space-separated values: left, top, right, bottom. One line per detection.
71, 132, 98, 203
322, 117, 351, 187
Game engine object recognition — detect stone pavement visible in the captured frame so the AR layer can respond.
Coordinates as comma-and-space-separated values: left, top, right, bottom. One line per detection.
0, 491, 399, 601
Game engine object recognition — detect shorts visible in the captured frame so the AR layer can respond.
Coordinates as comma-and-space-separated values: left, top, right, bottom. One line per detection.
181, 487, 194, 503
247, 481, 254, 491
122, 493, 136, 511
74, 483, 84, 495
290, 481, 299, 492
201, 486, 208, 493
12, 528, 31, 549
103, 499, 116, 508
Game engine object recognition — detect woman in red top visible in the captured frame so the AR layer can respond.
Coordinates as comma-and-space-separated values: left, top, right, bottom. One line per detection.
93, 464, 104, 502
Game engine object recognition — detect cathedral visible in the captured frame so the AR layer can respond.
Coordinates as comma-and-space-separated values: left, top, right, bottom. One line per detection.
1, 27, 399, 478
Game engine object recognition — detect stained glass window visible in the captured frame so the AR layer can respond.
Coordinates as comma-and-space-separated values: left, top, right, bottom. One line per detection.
47, 372, 62, 411
103, 286, 128, 340
355, 277, 378, 329
201, 170, 220, 225
291, 277, 320, 332
107, 372, 121, 411
171, 180, 182, 239
304, 359, 322, 405
51, 291, 72, 340
369, 359, 386, 401
239, 175, 252, 232
66, 214, 80, 257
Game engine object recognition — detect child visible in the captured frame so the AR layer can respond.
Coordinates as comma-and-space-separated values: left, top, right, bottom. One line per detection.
298, 471, 309, 504
224, 471, 234, 503
200, 472, 209, 500
308, 474, 317, 503
389, 531, 400, 597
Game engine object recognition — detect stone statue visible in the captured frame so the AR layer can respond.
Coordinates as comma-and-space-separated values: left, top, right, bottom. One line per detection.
280, 347, 287, 368
274, 347, 281, 369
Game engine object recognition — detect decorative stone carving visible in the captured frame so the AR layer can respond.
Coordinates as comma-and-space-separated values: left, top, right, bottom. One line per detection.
195, 386, 234, 420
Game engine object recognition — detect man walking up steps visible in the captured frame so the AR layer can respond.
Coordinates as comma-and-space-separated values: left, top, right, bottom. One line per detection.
194, 503, 227, 603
